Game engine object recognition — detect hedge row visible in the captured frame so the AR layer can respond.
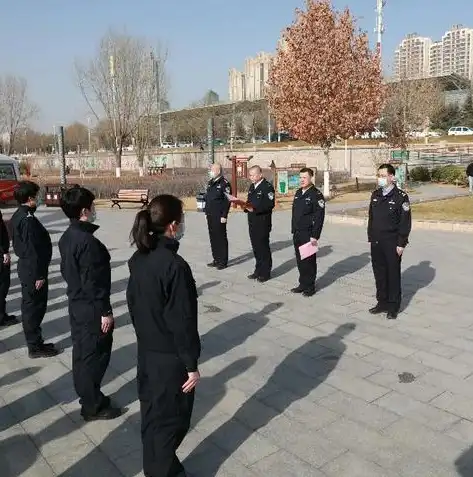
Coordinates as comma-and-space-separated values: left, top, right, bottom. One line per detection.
409, 165, 467, 185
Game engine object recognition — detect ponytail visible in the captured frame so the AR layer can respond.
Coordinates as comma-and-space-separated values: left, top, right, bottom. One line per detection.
130, 209, 152, 253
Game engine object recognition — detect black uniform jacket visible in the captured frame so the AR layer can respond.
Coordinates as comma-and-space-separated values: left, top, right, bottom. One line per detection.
291, 185, 326, 240
205, 176, 231, 219
246, 179, 275, 223
467, 163, 473, 177
11, 205, 52, 281
126, 236, 201, 373
59, 220, 112, 326
0, 211, 10, 255
367, 186, 412, 247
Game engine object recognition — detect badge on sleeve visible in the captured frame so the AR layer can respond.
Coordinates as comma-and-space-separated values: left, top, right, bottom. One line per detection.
318, 199, 325, 208
268, 192, 274, 200
402, 202, 410, 211
225, 186, 230, 194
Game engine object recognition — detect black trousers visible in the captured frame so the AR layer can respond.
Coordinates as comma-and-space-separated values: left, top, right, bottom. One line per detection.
293, 232, 317, 291
248, 217, 272, 278
139, 353, 194, 477
20, 276, 48, 349
206, 214, 228, 266
0, 261, 11, 321
371, 240, 402, 312
71, 316, 113, 416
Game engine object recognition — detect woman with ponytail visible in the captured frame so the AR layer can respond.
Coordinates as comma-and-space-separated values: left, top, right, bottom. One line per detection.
126, 194, 200, 477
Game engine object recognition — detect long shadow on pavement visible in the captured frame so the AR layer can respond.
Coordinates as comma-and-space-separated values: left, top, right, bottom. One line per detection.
184, 323, 356, 476
401, 260, 436, 312
228, 239, 293, 267
456, 445, 473, 476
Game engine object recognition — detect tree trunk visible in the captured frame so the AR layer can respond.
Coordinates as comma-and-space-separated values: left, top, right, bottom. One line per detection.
323, 147, 330, 198
115, 150, 121, 178
137, 151, 145, 177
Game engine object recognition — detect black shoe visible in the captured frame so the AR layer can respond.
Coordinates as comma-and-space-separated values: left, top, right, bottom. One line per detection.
257, 276, 270, 283
28, 344, 59, 359
386, 310, 398, 320
369, 304, 388, 315
82, 405, 122, 422
291, 286, 305, 293
247, 273, 258, 279
216, 264, 227, 270
0, 315, 18, 327
302, 289, 316, 297
207, 261, 217, 267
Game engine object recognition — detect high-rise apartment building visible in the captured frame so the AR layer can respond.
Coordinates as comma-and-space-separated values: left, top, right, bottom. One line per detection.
441, 25, 473, 79
394, 25, 473, 81
228, 52, 272, 102
393, 34, 432, 80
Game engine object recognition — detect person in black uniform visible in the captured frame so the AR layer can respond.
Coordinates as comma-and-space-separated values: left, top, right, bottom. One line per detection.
11, 181, 57, 358
205, 163, 231, 270
127, 194, 200, 477
244, 165, 275, 282
59, 186, 122, 421
0, 210, 16, 327
368, 163, 412, 320
291, 168, 325, 297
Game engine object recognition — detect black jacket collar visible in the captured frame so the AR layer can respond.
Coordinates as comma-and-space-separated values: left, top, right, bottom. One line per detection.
150, 234, 180, 253
69, 219, 100, 234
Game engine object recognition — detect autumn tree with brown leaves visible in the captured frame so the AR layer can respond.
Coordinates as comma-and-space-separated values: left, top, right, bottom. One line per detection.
267, 0, 384, 196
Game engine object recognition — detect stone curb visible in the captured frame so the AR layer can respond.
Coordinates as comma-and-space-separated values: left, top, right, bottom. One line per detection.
326, 214, 473, 233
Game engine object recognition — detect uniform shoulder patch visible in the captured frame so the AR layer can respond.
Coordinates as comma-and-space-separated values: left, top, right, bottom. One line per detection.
268, 192, 274, 200
225, 186, 231, 194
402, 202, 410, 211
318, 199, 325, 208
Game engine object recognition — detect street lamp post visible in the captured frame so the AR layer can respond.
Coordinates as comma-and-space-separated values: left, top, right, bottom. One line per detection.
150, 51, 163, 147
109, 53, 120, 177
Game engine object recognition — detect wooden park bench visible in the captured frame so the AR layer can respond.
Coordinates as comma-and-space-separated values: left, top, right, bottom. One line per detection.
111, 189, 149, 209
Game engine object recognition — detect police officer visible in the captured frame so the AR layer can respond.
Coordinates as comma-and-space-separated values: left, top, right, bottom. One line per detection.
127, 194, 200, 477
291, 167, 325, 297
368, 163, 412, 320
205, 163, 231, 269
244, 165, 275, 282
0, 210, 16, 327
11, 181, 57, 358
59, 186, 121, 421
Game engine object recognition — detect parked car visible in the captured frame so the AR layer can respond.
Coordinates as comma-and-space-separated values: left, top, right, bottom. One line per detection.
447, 126, 473, 136
161, 142, 176, 148
360, 127, 386, 139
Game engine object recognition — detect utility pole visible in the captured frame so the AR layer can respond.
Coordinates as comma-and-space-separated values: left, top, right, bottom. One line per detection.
87, 117, 92, 154
375, 0, 386, 57
151, 51, 163, 147
109, 53, 120, 177
57, 126, 66, 185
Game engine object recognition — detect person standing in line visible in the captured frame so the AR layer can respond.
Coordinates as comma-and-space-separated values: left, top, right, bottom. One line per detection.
466, 161, 473, 194
368, 163, 412, 320
290, 168, 325, 297
244, 165, 275, 282
127, 195, 200, 477
59, 186, 122, 421
205, 163, 231, 270
0, 210, 16, 327
10, 181, 57, 358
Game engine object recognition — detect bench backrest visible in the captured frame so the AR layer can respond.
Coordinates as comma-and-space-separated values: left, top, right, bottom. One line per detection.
117, 189, 149, 200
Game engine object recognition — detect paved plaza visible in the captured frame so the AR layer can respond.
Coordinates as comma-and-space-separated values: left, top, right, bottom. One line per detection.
1, 206, 473, 476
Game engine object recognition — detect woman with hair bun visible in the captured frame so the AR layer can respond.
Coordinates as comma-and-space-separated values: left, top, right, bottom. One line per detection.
127, 194, 200, 477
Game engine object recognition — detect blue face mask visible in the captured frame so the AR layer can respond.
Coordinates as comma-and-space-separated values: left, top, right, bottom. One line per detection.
174, 216, 185, 241
88, 208, 97, 223
377, 177, 388, 188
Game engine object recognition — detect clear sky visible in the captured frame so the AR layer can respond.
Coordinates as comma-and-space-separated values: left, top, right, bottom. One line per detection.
1, 0, 471, 131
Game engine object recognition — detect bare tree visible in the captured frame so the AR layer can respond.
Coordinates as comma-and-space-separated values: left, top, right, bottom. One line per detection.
382, 78, 444, 149
0, 75, 38, 155
76, 30, 165, 177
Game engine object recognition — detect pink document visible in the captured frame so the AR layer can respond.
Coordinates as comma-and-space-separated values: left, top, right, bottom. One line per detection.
298, 241, 319, 260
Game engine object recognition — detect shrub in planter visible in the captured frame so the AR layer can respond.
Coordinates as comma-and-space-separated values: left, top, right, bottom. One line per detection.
409, 166, 431, 182
431, 167, 442, 182
438, 165, 465, 184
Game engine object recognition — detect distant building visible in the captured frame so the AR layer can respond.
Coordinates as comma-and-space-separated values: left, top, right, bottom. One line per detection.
393, 34, 432, 80
394, 25, 473, 81
228, 52, 272, 101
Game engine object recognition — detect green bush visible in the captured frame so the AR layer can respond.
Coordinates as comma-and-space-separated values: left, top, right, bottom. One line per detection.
409, 166, 431, 182
430, 165, 466, 185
